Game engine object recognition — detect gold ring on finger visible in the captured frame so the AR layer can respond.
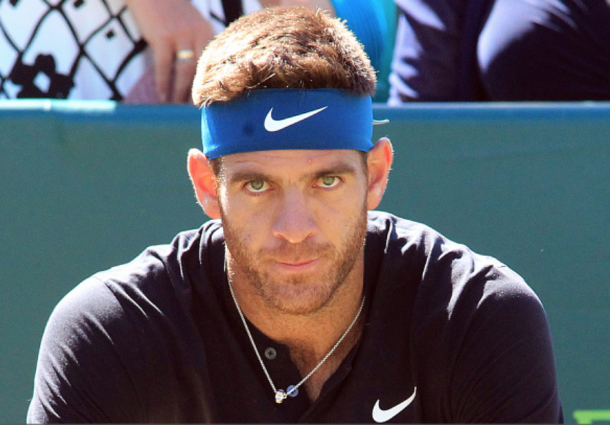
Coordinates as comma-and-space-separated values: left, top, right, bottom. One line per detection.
176, 49, 195, 61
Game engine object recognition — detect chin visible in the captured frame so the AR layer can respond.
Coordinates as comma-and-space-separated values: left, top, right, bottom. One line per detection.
259, 276, 338, 316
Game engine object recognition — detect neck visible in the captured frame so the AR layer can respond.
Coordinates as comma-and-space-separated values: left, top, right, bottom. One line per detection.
227, 252, 366, 400
228, 252, 365, 353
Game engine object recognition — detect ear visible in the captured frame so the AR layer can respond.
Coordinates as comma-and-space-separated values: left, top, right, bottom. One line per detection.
187, 149, 221, 219
366, 137, 393, 210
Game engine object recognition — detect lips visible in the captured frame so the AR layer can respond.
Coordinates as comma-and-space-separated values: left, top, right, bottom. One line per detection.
262, 243, 335, 270
273, 258, 319, 272
275, 258, 317, 266
276, 259, 316, 268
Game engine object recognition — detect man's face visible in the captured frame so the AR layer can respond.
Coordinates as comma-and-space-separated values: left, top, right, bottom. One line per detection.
217, 149, 369, 316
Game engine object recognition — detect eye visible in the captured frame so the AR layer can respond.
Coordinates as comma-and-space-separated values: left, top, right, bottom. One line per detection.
245, 180, 269, 193
318, 176, 340, 188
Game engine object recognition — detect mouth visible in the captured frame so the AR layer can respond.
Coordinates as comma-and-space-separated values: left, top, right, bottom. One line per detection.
274, 258, 318, 271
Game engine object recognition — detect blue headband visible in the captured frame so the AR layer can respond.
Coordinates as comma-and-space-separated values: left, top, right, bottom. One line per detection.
201, 89, 375, 159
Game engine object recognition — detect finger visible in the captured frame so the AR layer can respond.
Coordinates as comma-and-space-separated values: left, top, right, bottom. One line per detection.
152, 40, 173, 103
171, 18, 214, 103
172, 51, 197, 103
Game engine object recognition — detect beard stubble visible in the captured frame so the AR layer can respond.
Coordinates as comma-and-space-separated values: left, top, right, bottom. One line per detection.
221, 204, 368, 315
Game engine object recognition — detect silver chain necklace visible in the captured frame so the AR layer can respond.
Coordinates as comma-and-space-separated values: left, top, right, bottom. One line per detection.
227, 279, 365, 404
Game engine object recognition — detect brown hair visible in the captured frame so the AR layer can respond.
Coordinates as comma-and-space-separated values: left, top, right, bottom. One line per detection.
192, 6, 376, 107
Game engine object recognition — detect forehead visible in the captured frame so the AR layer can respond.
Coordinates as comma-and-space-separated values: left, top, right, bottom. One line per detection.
219, 149, 366, 175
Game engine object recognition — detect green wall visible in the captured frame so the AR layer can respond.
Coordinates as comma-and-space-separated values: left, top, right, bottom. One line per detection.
1, 100, 609, 423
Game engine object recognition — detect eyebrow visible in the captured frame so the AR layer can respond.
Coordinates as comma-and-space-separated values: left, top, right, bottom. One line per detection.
226, 162, 359, 186
227, 171, 269, 186
310, 164, 359, 180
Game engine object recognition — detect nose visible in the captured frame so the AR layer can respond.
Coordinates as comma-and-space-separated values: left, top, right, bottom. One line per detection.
272, 188, 317, 244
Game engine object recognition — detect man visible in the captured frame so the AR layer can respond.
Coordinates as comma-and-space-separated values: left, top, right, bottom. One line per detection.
28, 7, 563, 423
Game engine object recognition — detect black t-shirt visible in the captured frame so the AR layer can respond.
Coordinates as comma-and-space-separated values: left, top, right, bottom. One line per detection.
27, 212, 563, 423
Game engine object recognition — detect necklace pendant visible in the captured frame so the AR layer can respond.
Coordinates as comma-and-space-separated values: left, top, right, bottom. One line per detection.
275, 389, 287, 404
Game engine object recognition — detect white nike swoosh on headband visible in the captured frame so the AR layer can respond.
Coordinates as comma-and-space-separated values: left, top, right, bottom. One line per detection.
372, 387, 417, 423
264, 106, 328, 132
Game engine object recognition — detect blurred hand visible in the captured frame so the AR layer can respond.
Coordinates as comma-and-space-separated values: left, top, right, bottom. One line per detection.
125, 0, 214, 103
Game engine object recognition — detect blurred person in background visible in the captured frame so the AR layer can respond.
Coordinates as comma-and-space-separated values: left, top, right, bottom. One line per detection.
388, 0, 610, 103
0, 0, 390, 103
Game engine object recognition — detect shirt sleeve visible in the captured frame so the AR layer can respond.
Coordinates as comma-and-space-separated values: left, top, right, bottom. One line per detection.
448, 267, 563, 423
27, 278, 145, 423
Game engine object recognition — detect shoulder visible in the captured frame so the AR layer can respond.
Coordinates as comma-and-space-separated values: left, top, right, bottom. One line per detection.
367, 210, 437, 243
41, 219, 224, 351
93, 220, 224, 300
29, 221, 226, 422
41, 220, 226, 369
366, 212, 561, 422
367, 210, 543, 329
367, 210, 477, 266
